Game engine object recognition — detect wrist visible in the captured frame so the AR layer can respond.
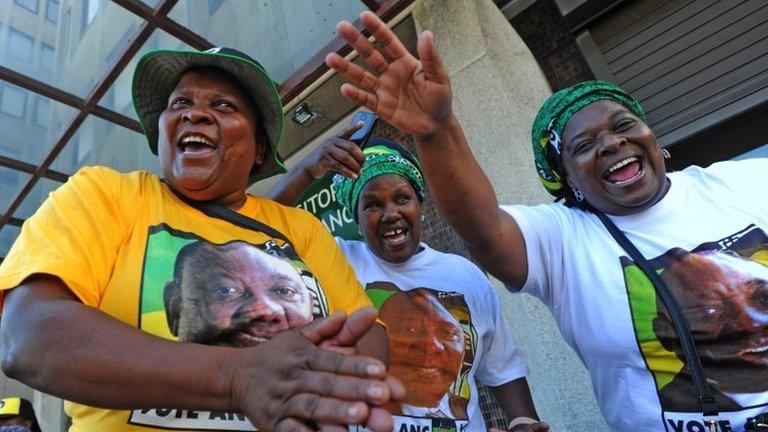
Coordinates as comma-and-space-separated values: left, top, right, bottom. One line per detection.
414, 113, 460, 148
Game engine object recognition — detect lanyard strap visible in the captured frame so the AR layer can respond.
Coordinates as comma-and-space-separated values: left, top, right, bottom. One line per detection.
594, 210, 719, 417
162, 180, 292, 246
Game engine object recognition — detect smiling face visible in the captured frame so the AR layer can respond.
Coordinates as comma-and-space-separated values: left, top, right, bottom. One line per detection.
379, 289, 465, 407
357, 175, 423, 263
560, 100, 668, 215
158, 67, 264, 206
173, 242, 313, 348
654, 250, 768, 392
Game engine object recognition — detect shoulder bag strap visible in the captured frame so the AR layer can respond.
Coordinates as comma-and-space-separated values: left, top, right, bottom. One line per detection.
594, 210, 719, 418
162, 180, 292, 245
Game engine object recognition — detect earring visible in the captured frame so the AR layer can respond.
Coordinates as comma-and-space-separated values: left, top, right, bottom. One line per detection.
662, 148, 671, 159
572, 187, 584, 203
421, 215, 426, 222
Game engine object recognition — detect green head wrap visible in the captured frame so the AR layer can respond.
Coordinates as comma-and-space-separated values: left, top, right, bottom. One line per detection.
333, 138, 425, 221
531, 80, 646, 200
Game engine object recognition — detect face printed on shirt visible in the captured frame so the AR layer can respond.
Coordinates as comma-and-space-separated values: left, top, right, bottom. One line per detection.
621, 226, 768, 426
164, 240, 314, 347
653, 248, 768, 393
378, 288, 466, 407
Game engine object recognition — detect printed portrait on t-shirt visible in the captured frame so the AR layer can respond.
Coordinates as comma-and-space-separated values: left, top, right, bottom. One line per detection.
622, 224, 768, 430
362, 282, 476, 432
129, 224, 329, 431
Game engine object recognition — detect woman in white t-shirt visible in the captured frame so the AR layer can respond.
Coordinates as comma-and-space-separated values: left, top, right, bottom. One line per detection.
324, 11, 768, 432
268, 136, 548, 432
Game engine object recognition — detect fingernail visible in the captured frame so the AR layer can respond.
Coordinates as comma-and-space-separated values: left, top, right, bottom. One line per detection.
367, 385, 384, 398
366, 364, 383, 375
352, 174, 358, 179
347, 405, 360, 418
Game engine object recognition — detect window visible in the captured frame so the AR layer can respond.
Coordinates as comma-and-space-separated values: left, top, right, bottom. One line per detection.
7, 28, 35, 63
40, 43, 55, 72
13, 0, 38, 13
207, 0, 225, 16
45, 0, 59, 23
80, 0, 100, 34
0, 85, 28, 119
34, 97, 50, 127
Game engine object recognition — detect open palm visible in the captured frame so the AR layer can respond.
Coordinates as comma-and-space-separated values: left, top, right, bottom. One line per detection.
327, 11, 453, 140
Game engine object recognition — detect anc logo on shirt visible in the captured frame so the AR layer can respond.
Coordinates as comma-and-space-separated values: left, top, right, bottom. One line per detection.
623, 224, 768, 431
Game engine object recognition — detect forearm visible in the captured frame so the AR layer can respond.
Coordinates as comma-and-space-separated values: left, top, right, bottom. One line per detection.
415, 114, 503, 250
489, 378, 540, 421
264, 163, 315, 205
1, 278, 236, 411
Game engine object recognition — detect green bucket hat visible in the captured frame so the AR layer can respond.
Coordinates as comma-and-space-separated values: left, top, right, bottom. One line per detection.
132, 47, 286, 183
531, 80, 646, 200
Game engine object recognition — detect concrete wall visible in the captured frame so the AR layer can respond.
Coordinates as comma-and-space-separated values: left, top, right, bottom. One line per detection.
409, 0, 608, 430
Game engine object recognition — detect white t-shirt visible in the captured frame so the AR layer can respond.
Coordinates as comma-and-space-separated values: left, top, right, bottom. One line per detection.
338, 240, 528, 432
503, 158, 768, 432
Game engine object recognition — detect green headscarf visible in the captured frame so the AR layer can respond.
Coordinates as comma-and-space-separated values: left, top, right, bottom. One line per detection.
531, 80, 646, 200
333, 138, 425, 221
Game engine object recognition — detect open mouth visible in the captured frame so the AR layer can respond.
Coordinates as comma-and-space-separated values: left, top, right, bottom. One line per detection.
178, 134, 216, 155
603, 156, 643, 185
381, 227, 408, 245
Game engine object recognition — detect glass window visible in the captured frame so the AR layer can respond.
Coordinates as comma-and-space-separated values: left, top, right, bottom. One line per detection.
34, 96, 51, 127
0, 80, 78, 166
14, 0, 38, 13
45, 0, 60, 23
1, 84, 27, 119
207, 0, 225, 15
7, 27, 35, 63
169, 0, 368, 83
0, 168, 28, 216
40, 43, 55, 72
0, 225, 22, 258
52, 114, 160, 176
13, 177, 63, 220
81, 0, 101, 34
0, 1, 143, 98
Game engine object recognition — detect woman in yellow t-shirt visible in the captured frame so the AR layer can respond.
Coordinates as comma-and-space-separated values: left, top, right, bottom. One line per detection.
0, 47, 403, 432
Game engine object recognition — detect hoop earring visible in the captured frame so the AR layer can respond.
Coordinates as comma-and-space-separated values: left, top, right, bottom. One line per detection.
662, 148, 671, 159
572, 187, 584, 203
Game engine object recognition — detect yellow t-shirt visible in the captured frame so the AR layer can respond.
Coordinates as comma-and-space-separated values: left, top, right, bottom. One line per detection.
0, 166, 372, 431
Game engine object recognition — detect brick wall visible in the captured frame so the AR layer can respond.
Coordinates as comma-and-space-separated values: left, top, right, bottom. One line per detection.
508, 0, 594, 90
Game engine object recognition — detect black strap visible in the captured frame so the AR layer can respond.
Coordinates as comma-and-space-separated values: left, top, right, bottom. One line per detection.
594, 211, 719, 417
162, 180, 292, 245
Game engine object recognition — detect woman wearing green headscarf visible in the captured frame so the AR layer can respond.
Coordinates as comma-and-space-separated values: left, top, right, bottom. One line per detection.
268, 133, 548, 432
325, 11, 768, 432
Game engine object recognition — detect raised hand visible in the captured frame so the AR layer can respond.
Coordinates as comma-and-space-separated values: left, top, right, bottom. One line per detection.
327, 11, 453, 140
302, 123, 366, 180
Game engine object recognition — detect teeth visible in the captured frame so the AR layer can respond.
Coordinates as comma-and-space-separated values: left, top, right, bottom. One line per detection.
239, 333, 268, 343
383, 228, 406, 237
180, 135, 214, 147
607, 156, 638, 173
